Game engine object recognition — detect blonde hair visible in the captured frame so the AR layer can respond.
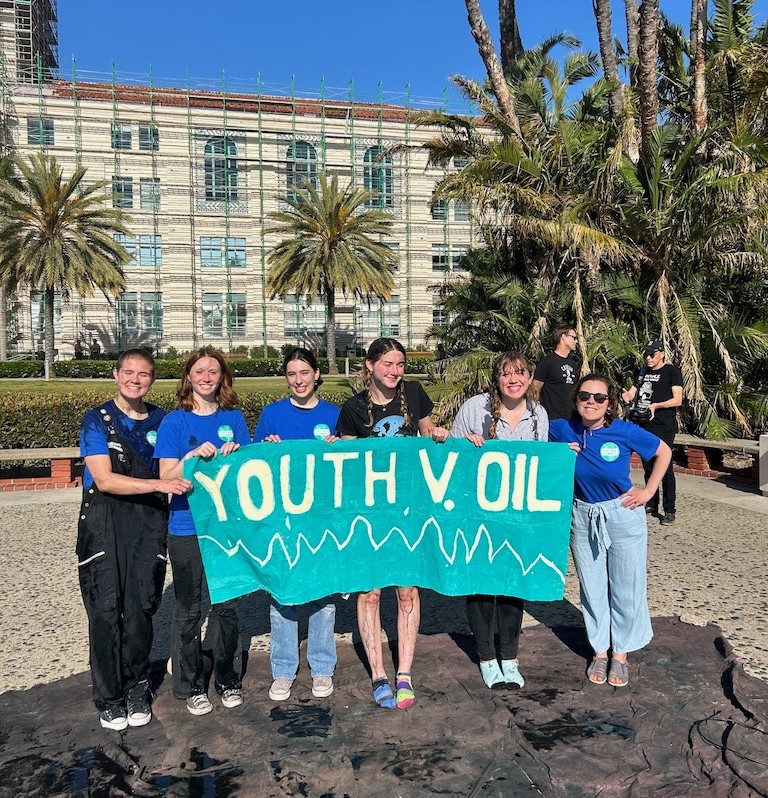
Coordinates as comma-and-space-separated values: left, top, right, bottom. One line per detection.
488, 351, 536, 440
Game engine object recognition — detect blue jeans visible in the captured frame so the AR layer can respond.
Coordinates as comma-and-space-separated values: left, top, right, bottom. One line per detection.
270, 599, 336, 679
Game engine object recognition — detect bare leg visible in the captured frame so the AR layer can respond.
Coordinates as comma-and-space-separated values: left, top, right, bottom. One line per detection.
357, 589, 386, 680
395, 586, 420, 674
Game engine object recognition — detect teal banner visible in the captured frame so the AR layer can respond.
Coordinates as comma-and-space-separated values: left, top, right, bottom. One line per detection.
185, 438, 576, 605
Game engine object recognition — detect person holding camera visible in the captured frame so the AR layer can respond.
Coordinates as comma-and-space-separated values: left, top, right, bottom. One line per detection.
621, 340, 683, 525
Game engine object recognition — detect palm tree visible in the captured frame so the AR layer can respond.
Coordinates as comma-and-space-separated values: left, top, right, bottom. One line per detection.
0, 153, 129, 378
266, 173, 397, 375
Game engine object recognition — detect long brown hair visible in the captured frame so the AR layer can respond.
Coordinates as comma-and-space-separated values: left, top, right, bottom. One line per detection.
176, 347, 239, 411
488, 351, 536, 439
362, 337, 412, 432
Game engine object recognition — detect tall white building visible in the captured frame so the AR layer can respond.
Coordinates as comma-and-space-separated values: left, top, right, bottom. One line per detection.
0, 2, 475, 357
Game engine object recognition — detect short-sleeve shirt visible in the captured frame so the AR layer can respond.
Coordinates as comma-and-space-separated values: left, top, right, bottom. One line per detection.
80, 399, 166, 489
253, 397, 341, 442
337, 381, 433, 438
155, 407, 251, 535
549, 417, 661, 503
533, 352, 578, 421
450, 393, 549, 442
634, 363, 683, 432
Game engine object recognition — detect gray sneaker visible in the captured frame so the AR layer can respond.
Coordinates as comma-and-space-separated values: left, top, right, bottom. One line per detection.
186, 692, 213, 716
269, 677, 294, 701
220, 687, 243, 708
660, 512, 676, 526
99, 704, 128, 731
312, 675, 333, 698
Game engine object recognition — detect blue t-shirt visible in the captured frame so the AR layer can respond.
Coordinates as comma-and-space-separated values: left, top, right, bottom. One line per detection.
549, 417, 661, 503
79, 400, 166, 489
252, 397, 341, 442
155, 407, 251, 536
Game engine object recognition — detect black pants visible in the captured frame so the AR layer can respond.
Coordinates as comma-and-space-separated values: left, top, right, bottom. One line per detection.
168, 534, 241, 698
641, 425, 676, 513
466, 595, 524, 661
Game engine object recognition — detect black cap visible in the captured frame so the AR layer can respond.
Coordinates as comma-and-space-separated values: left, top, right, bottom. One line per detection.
642, 339, 664, 355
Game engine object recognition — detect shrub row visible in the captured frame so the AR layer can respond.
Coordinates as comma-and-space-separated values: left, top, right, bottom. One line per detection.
0, 391, 351, 450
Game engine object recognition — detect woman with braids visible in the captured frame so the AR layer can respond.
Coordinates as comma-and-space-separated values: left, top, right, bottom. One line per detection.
549, 374, 671, 688
155, 348, 251, 716
450, 351, 548, 689
337, 337, 449, 709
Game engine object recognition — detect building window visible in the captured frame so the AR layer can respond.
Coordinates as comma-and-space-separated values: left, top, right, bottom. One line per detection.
286, 141, 318, 200
283, 293, 325, 337
139, 235, 162, 267
454, 155, 470, 169
141, 292, 163, 334
454, 200, 470, 221
140, 178, 160, 211
363, 146, 393, 208
226, 237, 246, 268
432, 296, 447, 327
27, 117, 54, 146
452, 244, 469, 271
205, 136, 238, 201
202, 292, 224, 337
431, 199, 447, 220
200, 236, 222, 268
432, 243, 449, 271
118, 292, 139, 335
30, 290, 62, 340
229, 292, 247, 338
361, 295, 400, 339
387, 242, 400, 272
139, 124, 159, 151
114, 234, 136, 267
112, 177, 133, 208
111, 122, 132, 150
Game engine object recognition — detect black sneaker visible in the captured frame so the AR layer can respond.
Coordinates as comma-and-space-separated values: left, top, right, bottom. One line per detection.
126, 682, 152, 727
100, 704, 128, 731
660, 512, 676, 526
645, 504, 658, 515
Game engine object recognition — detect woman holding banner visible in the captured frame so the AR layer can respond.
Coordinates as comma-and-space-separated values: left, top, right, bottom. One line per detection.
253, 347, 340, 703
155, 348, 250, 716
450, 351, 548, 690
337, 337, 449, 710
548, 374, 671, 688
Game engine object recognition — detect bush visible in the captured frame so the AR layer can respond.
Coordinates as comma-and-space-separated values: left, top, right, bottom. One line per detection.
0, 360, 44, 378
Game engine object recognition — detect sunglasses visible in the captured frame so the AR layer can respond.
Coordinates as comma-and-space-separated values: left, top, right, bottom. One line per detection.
577, 391, 609, 403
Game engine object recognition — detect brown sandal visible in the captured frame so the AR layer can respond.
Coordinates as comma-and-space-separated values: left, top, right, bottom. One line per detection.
608, 658, 629, 687
586, 657, 608, 685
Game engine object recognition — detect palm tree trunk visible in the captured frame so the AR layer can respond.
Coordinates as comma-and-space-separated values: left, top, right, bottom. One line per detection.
690, 0, 707, 133
499, 0, 523, 72
638, 0, 660, 163
0, 285, 6, 361
593, 0, 625, 117
325, 282, 338, 375
625, 0, 640, 89
463, 0, 523, 140
44, 286, 54, 380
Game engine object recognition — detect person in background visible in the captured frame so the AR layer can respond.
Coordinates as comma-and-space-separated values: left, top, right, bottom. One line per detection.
533, 325, 579, 421
78, 349, 190, 731
155, 347, 250, 717
337, 337, 449, 710
253, 347, 340, 703
549, 374, 672, 688
450, 351, 548, 690
621, 340, 683, 525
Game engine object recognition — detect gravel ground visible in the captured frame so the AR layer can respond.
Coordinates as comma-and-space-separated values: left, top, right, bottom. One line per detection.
1, 472, 766, 693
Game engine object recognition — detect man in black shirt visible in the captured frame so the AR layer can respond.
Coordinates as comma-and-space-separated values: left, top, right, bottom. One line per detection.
533, 325, 579, 421
621, 340, 684, 525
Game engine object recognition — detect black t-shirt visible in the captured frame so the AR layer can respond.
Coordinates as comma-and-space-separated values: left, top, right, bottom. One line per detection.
337, 381, 434, 438
533, 352, 578, 421
635, 363, 683, 430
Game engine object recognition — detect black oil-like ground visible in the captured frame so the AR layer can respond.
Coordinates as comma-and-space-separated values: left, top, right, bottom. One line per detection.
1, 617, 766, 797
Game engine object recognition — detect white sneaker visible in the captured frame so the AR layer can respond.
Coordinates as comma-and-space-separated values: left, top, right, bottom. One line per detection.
220, 687, 243, 708
312, 675, 333, 698
186, 693, 213, 716
500, 659, 525, 688
269, 677, 294, 701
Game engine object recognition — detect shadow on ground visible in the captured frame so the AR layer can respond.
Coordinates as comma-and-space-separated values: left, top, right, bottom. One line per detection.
2, 617, 767, 797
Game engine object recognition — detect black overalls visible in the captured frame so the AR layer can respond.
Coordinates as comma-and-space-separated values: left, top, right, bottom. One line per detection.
76, 405, 168, 710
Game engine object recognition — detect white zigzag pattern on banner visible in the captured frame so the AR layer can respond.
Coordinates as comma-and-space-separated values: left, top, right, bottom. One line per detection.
199, 515, 565, 584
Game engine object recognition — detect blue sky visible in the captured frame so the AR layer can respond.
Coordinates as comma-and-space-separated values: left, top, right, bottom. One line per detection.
58, 1, 751, 109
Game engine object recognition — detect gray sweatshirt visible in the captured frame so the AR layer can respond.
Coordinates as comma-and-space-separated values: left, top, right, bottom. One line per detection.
449, 393, 549, 442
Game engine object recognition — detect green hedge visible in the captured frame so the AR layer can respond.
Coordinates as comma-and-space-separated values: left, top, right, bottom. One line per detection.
0, 361, 45, 378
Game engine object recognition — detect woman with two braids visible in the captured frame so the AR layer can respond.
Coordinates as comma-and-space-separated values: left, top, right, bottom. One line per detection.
450, 351, 549, 689
337, 338, 449, 709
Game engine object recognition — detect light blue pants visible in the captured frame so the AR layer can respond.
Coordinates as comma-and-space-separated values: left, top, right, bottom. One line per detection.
570, 497, 653, 655
269, 599, 337, 679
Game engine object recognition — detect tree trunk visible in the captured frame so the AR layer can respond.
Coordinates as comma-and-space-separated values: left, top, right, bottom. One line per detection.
44, 286, 54, 380
638, 0, 660, 163
325, 282, 338, 375
690, 0, 707, 134
463, 0, 523, 140
593, 0, 625, 117
498, 0, 523, 73
625, 0, 640, 90
0, 285, 6, 361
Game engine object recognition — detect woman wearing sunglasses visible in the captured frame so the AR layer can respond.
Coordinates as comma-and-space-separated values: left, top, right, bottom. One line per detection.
549, 374, 671, 688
